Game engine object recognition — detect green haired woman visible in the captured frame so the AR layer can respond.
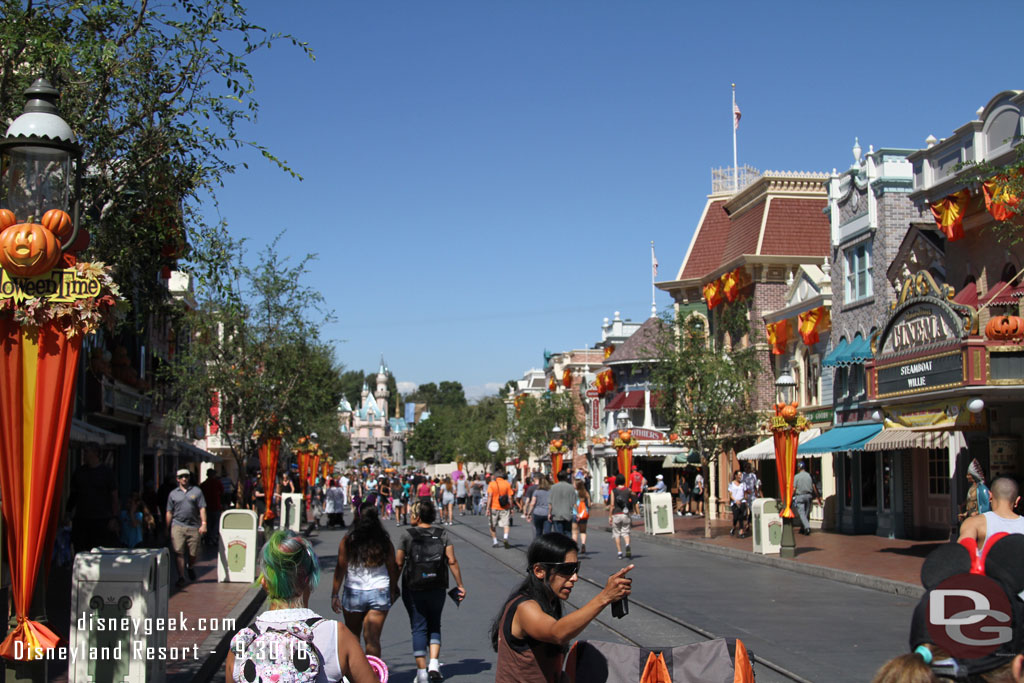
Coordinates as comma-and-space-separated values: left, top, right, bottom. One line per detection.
225, 530, 378, 683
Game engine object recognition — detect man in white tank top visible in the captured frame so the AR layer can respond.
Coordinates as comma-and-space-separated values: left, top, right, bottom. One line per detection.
958, 476, 1024, 551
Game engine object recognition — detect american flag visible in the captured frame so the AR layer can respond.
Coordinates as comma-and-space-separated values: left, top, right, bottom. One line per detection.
733, 100, 742, 130
651, 244, 658, 278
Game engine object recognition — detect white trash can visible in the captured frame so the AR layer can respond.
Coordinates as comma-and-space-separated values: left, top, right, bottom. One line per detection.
70, 547, 169, 683
642, 492, 675, 535
280, 492, 305, 533
752, 498, 782, 554
218, 509, 259, 583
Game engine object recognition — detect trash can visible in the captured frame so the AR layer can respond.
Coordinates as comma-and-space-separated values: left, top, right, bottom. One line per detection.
70, 547, 169, 683
218, 509, 259, 583
752, 498, 782, 554
642, 492, 675, 535
280, 492, 305, 533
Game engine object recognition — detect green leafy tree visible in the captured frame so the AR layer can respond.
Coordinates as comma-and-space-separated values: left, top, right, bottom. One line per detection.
651, 311, 760, 538
162, 229, 342, 487
0, 0, 314, 322
507, 393, 582, 465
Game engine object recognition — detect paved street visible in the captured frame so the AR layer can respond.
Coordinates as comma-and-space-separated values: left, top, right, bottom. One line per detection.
301, 511, 917, 682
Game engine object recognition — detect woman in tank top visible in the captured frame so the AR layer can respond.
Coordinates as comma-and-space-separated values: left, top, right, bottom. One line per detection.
331, 506, 399, 658
490, 533, 633, 683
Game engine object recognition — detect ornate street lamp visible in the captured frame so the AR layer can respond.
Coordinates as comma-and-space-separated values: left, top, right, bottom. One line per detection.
0, 79, 117, 675
613, 410, 638, 478
549, 425, 567, 476
771, 365, 805, 559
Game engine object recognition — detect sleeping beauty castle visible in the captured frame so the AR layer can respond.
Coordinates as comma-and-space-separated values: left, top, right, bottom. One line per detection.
337, 357, 408, 465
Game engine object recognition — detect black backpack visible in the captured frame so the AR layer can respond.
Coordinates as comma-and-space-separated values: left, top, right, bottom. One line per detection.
613, 488, 632, 513
405, 527, 448, 591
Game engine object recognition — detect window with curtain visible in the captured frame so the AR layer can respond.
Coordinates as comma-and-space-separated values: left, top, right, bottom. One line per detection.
845, 241, 873, 302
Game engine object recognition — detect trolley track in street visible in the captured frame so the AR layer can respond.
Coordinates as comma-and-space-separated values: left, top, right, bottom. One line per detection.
448, 516, 812, 683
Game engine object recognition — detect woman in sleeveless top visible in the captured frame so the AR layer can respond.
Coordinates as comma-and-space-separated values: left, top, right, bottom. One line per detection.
490, 533, 633, 683
226, 530, 377, 683
331, 506, 398, 658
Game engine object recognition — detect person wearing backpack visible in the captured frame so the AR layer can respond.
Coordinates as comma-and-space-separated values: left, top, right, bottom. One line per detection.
571, 480, 590, 554
396, 500, 466, 683
609, 474, 637, 560
225, 530, 378, 683
488, 468, 514, 548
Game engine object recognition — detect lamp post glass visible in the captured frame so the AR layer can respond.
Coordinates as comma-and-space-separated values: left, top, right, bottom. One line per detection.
775, 369, 797, 405
0, 79, 81, 233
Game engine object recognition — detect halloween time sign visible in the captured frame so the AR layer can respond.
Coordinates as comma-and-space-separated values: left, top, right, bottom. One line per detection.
0, 268, 101, 304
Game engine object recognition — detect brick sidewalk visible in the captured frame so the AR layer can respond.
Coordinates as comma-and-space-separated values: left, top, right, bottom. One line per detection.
595, 504, 939, 588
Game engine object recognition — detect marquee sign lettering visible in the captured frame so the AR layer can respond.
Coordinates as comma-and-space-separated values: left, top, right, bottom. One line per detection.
875, 272, 976, 359
876, 351, 964, 398
0, 268, 101, 304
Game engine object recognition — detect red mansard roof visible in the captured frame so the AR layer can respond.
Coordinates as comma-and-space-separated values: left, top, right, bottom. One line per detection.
760, 198, 829, 257
679, 200, 731, 281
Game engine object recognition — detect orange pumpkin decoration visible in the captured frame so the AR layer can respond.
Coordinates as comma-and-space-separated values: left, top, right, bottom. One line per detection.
0, 209, 15, 231
619, 430, 632, 441
780, 403, 799, 420
0, 223, 61, 277
41, 209, 73, 243
986, 315, 1024, 340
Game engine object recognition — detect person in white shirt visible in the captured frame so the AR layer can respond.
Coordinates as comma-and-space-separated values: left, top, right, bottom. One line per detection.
340, 474, 351, 507
728, 470, 748, 538
652, 474, 667, 493
959, 476, 1024, 551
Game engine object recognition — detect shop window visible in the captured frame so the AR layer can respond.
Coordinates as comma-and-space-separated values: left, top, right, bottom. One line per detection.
805, 357, 821, 406
861, 452, 878, 509
928, 450, 950, 496
845, 242, 873, 303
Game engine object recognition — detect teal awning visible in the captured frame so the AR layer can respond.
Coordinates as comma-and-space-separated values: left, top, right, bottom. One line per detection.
797, 423, 883, 454
847, 334, 873, 364
822, 338, 850, 367
822, 334, 873, 367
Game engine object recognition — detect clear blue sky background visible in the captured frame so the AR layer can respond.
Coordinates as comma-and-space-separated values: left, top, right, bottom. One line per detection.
208, 0, 1020, 401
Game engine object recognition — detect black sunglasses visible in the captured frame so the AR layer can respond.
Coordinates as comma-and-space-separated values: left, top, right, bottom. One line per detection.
542, 561, 580, 577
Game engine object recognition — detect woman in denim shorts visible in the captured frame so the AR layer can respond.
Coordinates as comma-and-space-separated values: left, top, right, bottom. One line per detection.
331, 505, 399, 658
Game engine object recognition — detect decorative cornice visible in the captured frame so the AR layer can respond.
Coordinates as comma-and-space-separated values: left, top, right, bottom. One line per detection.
724, 171, 829, 218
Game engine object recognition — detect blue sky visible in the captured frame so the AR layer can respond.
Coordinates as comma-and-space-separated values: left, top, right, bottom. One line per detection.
208, 0, 1021, 400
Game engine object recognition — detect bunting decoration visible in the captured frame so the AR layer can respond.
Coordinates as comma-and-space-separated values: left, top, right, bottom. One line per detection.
548, 376, 557, 392
766, 320, 790, 355
603, 345, 615, 359
562, 368, 572, 388
983, 177, 1019, 222
613, 430, 639, 477
722, 268, 751, 303
596, 370, 616, 397
768, 403, 808, 519
797, 306, 831, 346
703, 280, 722, 309
930, 189, 971, 241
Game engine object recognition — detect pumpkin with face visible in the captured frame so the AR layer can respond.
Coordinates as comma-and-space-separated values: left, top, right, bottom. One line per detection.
41, 209, 73, 243
0, 223, 62, 277
986, 315, 1024, 341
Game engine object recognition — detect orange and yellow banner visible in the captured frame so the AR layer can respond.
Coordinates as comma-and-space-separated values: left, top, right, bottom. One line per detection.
548, 376, 557, 392
931, 189, 971, 241
983, 178, 1019, 222
798, 306, 830, 345
0, 320, 80, 660
562, 368, 572, 388
703, 280, 722, 309
766, 320, 790, 355
259, 437, 280, 521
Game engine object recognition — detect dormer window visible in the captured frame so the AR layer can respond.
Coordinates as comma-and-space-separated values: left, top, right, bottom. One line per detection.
845, 241, 873, 303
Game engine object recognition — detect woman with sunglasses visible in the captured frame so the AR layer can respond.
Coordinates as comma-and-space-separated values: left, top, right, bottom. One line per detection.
490, 533, 633, 682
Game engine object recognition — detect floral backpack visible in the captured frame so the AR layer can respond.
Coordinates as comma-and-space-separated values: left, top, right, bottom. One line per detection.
231, 616, 324, 683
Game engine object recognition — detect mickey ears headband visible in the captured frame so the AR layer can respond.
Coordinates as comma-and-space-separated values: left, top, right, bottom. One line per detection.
921, 533, 1024, 595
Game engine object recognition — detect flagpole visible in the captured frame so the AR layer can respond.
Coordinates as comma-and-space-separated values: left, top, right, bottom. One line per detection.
732, 83, 738, 193
650, 240, 657, 319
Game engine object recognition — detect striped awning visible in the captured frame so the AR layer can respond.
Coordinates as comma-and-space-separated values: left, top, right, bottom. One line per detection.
864, 428, 949, 452
737, 428, 821, 460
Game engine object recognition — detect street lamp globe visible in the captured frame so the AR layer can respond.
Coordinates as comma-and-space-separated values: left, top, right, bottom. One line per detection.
0, 78, 81, 243
615, 410, 630, 432
775, 367, 797, 405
